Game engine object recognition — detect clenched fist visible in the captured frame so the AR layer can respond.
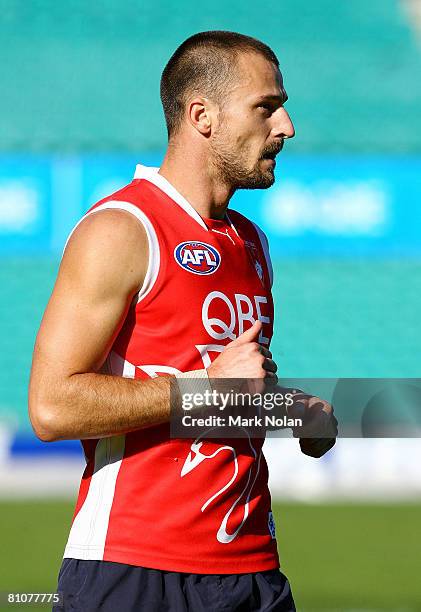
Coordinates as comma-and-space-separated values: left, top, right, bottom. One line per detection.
207, 320, 278, 394
288, 391, 338, 458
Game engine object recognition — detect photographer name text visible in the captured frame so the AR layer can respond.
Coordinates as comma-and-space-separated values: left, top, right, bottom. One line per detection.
181, 414, 302, 428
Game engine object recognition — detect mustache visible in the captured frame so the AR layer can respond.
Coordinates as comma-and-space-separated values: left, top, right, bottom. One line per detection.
260, 141, 284, 159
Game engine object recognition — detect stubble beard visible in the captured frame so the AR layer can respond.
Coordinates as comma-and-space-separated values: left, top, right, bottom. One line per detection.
209, 126, 275, 191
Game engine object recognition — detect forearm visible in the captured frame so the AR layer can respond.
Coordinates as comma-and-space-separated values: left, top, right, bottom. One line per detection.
30, 372, 178, 441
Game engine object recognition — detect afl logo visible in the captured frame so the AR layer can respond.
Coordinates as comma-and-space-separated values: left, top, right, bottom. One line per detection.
174, 241, 221, 275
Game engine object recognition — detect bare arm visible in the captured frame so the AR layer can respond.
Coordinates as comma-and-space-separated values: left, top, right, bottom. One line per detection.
29, 209, 175, 442
29, 208, 278, 442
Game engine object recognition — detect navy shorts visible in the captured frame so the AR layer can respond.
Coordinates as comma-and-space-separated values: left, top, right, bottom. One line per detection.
53, 558, 296, 611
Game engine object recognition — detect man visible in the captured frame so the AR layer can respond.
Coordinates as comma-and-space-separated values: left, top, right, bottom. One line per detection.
29, 31, 336, 611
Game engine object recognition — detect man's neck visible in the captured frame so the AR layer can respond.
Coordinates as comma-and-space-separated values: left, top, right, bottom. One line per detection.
158, 144, 235, 220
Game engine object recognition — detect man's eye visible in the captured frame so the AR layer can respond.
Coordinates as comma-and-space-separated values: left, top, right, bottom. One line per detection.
259, 104, 272, 113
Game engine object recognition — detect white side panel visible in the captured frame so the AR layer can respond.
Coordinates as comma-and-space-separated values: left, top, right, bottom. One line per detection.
63, 353, 136, 560
63, 435, 126, 560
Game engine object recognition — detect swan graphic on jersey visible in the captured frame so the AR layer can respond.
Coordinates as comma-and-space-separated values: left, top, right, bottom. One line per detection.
181, 429, 262, 544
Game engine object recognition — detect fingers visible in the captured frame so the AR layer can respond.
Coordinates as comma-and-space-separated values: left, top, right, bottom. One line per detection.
210, 321, 277, 383
287, 401, 306, 420
291, 394, 332, 415
262, 352, 278, 386
227, 320, 262, 347
290, 395, 338, 440
264, 372, 279, 387
262, 358, 277, 373
308, 396, 332, 415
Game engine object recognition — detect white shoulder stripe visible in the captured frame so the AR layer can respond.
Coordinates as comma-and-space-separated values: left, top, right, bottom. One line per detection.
251, 221, 273, 288
134, 164, 209, 230
62, 200, 160, 305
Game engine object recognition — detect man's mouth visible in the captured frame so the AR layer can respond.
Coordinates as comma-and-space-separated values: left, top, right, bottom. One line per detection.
261, 142, 283, 161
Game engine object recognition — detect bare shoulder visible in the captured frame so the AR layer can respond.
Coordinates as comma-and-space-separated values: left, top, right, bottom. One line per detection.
60, 207, 148, 298
66, 207, 147, 251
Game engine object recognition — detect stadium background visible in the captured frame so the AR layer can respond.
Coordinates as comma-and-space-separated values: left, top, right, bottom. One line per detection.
1, 1, 421, 610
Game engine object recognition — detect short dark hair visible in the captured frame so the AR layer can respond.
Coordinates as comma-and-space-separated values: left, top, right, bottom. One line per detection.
160, 31, 279, 139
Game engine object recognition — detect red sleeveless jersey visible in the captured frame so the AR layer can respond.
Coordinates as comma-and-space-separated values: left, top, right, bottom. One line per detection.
63, 164, 279, 574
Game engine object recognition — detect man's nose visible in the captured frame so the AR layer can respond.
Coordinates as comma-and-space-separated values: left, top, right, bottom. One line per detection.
273, 107, 295, 140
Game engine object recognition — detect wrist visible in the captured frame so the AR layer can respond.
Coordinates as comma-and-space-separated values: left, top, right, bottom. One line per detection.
174, 369, 213, 413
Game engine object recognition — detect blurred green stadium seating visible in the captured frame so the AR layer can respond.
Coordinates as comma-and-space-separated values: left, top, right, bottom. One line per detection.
2, 8, 421, 607
1, 0, 421, 153
2, 1, 421, 430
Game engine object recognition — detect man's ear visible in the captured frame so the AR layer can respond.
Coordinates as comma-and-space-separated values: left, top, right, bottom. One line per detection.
187, 97, 216, 136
